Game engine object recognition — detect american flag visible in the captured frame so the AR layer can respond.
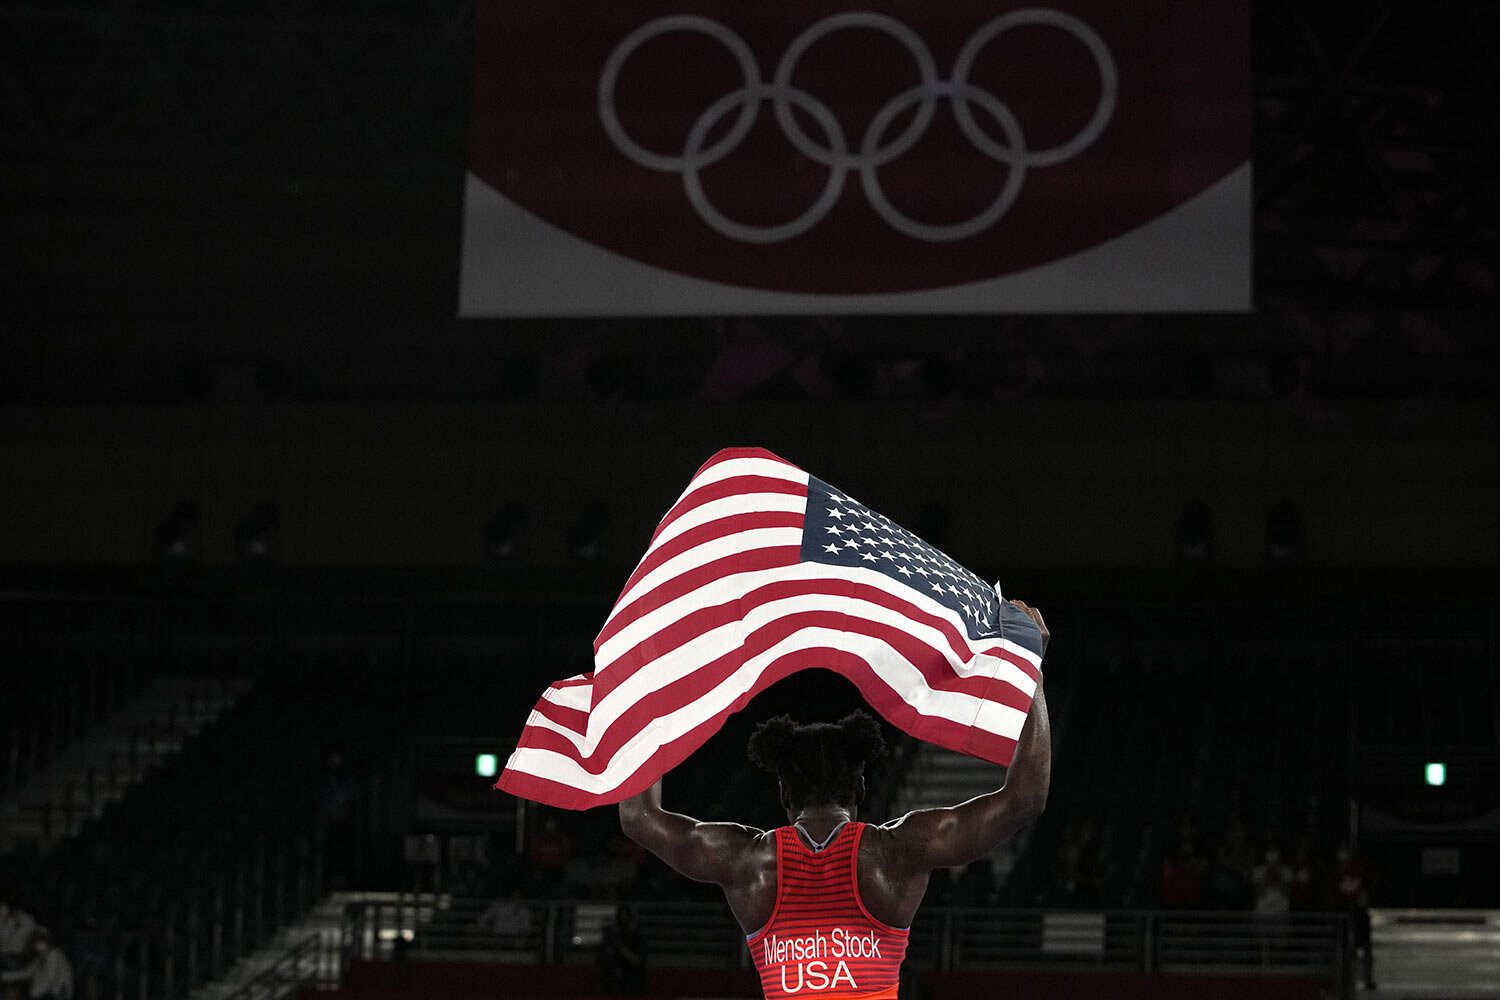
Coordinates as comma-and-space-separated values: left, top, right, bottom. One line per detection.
496, 447, 1044, 809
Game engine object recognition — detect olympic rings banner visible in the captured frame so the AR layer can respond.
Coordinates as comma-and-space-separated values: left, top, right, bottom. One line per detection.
460, 1, 1249, 316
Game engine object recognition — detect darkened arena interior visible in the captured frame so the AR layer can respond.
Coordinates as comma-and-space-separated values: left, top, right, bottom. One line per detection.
1, 3, 1496, 1000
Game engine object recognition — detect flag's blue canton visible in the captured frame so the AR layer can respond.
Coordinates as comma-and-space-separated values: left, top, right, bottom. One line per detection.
801, 475, 1003, 640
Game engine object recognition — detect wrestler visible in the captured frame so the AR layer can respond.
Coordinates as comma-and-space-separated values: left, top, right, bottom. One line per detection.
620, 600, 1051, 999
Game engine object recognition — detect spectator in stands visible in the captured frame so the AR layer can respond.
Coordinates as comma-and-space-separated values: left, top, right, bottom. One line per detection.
953, 858, 997, 907
1160, 839, 1204, 909
477, 893, 534, 941
389, 932, 412, 989
598, 905, 647, 995
70, 913, 107, 1000
1056, 818, 1104, 906
1328, 844, 1375, 990
1351, 887, 1375, 990
1251, 844, 1294, 915
320, 747, 358, 888
922, 868, 956, 907
0, 902, 37, 968
598, 836, 645, 899
1, 929, 73, 1000
1287, 835, 1317, 911
1327, 842, 1370, 909
1202, 820, 1254, 909
525, 814, 574, 896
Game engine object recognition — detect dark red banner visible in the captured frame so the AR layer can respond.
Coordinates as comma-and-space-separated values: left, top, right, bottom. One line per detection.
461, 1, 1249, 314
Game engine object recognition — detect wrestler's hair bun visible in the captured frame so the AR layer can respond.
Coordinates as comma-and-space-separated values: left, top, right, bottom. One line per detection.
747, 714, 798, 774
837, 710, 887, 763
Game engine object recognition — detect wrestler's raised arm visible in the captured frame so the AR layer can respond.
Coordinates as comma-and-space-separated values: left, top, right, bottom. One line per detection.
618, 778, 766, 886
879, 600, 1052, 870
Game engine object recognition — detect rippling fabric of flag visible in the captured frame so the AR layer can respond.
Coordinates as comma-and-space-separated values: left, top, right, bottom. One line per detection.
496, 447, 1046, 809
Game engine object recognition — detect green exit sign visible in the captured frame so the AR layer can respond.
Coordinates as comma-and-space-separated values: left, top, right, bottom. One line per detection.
475, 753, 498, 778
1425, 762, 1446, 787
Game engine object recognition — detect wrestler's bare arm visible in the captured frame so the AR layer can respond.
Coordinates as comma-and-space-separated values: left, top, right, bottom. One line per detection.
619, 779, 764, 885
881, 601, 1052, 871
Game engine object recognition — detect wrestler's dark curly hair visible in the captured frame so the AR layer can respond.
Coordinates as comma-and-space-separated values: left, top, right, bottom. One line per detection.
746, 710, 887, 809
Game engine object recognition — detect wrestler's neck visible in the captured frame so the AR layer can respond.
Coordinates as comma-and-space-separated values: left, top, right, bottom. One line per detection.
789, 803, 856, 844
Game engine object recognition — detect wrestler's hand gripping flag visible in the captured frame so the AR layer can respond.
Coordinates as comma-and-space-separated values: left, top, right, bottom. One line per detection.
496, 447, 1045, 809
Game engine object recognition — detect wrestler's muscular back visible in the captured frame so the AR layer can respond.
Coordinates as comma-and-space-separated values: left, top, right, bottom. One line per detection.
721, 822, 929, 934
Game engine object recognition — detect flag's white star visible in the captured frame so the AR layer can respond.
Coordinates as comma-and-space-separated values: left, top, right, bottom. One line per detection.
825, 525, 843, 535
931, 582, 945, 593
823, 542, 840, 554
881, 550, 897, 560
828, 508, 844, 520
861, 552, 878, 562
843, 536, 861, 548
897, 565, 914, 577
915, 566, 930, 576
863, 521, 880, 532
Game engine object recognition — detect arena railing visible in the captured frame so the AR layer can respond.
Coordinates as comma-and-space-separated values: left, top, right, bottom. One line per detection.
94, 826, 325, 1000
336, 896, 1348, 983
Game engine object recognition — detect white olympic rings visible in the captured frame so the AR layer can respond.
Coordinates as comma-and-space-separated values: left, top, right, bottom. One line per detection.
597, 9, 1118, 244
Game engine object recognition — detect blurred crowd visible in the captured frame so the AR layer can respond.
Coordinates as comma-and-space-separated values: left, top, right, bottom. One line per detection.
0, 900, 73, 1000
1155, 819, 1371, 915
427, 806, 1378, 920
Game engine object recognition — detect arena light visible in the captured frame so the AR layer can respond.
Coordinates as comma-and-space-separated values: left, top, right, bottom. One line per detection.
1176, 499, 1213, 564
1266, 499, 1304, 564
567, 500, 613, 562
1425, 762, 1446, 787
483, 500, 529, 562
234, 501, 280, 563
153, 501, 202, 562
475, 753, 498, 778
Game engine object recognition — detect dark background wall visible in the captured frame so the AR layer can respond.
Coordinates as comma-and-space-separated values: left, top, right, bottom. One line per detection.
2, 398, 1496, 570
1, 0, 1496, 575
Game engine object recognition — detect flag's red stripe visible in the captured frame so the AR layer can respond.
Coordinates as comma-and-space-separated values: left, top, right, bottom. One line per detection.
521, 696, 590, 740
611, 509, 806, 617
496, 698, 738, 809
648, 474, 807, 548
685, 447, 801, 484
522, 610, 1029, 775
594, 544, 803, 651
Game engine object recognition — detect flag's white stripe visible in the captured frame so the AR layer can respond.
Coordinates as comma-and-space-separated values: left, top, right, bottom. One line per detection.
508, 626, 1027, 794
541, 684, 591, 712
597, 560, 1032, 681
609, 526, 804, 621
678, 456, 808, 495
646, 491, 807, 557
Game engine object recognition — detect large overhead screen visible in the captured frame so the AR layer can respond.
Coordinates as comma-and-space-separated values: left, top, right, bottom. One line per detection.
460, 1, 1249, 316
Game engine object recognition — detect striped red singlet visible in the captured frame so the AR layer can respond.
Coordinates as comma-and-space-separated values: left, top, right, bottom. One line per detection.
746, 822, 909, 999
